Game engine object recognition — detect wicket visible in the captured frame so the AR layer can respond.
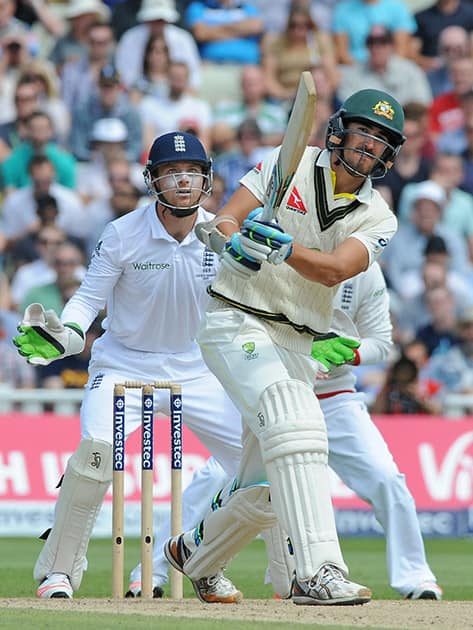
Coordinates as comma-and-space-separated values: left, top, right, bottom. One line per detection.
112, 381, 183, 600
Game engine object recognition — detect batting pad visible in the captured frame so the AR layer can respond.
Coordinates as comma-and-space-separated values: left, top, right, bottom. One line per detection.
183, 482, 278, 580
34, 438, 112, 590
259, 380, 347, 580
262, 523, 296, 598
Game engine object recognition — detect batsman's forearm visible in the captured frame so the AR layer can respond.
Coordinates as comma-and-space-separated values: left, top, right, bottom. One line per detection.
287, 238, 370, 287
217, 186, 262, 234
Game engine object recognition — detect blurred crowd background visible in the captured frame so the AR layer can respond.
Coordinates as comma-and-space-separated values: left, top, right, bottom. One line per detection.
1, 0, 473, 417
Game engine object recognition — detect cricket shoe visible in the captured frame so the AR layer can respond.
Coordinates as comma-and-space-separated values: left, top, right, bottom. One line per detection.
292, 564, 371, 606
164, 534, 242, 604
125, 581, 164, 598
406, 582, 443, 600
37, 573, 73, 599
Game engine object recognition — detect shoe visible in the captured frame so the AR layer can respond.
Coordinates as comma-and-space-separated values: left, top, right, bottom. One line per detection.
406, 582, 443, 600
37, 573, 73, 599
292, 564, 371, 606
164, 534, 242, 604
125, 581, 164, 598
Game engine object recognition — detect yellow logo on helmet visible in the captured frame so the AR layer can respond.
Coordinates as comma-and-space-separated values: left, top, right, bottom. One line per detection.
372, 100, 395, 120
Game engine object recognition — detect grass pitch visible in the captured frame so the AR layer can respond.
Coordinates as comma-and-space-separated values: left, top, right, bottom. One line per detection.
0, 536, 471, 629
0, 536, 471, 600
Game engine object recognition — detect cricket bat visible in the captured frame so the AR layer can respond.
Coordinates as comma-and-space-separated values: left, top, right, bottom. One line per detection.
260, 71, 317, 222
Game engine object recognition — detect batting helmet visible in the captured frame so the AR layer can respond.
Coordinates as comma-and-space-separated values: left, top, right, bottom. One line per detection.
143, 131, 212, 216
326, 89, 405, 179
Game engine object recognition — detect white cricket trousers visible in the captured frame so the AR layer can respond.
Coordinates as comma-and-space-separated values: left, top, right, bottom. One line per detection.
322, 392, 437, 595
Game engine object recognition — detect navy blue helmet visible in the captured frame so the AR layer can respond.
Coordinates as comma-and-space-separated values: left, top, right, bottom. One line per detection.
143, 132, 212, 216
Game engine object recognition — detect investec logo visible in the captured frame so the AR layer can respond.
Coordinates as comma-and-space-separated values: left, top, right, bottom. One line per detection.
133, 262, 170, 270
171, 396, 183, 470
142, 395, 154, 470
113, 396, 125, 471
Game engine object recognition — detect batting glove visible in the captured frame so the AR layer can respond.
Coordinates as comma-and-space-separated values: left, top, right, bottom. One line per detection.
13, 303, 85, 366
240, 209, 293, 265
310, 334, 360, 371
220, 233, 262, 280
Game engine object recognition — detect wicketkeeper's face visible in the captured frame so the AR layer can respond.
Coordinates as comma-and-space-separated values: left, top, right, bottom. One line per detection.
154, 161, 206, 208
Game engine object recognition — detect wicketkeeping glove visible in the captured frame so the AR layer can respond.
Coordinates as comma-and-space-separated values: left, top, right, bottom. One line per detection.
240, 209, 293, 265
310, 333, 360, 371
13, 303, 85, 366
220, 232, 262, 280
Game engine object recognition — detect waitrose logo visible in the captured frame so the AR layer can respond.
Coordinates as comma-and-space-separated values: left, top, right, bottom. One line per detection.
132, 262, 171, 270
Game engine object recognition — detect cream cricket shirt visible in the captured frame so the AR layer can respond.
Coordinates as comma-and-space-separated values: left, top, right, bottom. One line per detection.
61, 202, 218, 353
211, 146, 398, 342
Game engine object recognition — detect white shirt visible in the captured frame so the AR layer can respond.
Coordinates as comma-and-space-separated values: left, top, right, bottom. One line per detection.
2, 184, 87, 239
11, 259, 56, 307
61, 203, 219, 353
115, 24, 201, 91
139, 94, 212, 137
315, 261, 393, 395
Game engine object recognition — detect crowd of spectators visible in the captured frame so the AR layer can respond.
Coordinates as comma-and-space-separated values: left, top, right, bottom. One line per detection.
0, 0, 473, 415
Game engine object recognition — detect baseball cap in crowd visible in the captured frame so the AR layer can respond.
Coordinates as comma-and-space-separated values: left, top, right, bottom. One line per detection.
366, 25, 394, 46
411, 180, 447, 208
64, 0, 111, 21
137, 0, 179, 23
91, 118, 128, 143
99, 64, 121, 86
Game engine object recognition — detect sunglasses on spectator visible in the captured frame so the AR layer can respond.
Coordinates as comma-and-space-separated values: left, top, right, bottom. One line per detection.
38, 238, 65, 246
89, 38, 112, 45
366, 37, 392, 46
54, 258, 79, 266
289, 20, 310, 29
15, 94, 37, 102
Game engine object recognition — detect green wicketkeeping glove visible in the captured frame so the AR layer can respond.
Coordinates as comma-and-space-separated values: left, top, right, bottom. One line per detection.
310, 333, 360, 371
13, 303, 85, 366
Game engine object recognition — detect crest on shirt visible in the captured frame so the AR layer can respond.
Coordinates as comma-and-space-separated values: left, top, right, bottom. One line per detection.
252, 161, 262, 174
196, 247, 217, 281
285, 186, 307, 215
340, 282, 353, 311
93, 240, 103, 258
372, 100, 395, 121
242, 341, 259, 360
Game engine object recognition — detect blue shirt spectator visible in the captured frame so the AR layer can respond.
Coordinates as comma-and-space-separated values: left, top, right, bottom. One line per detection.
69, 65, 142, 162
186, 1, 263, 64
332, 0, 416, 64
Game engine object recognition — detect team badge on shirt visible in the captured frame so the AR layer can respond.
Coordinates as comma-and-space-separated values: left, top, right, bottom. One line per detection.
196, 247, 217, 281
242, 341, 259, 360
93, 240, 103, 258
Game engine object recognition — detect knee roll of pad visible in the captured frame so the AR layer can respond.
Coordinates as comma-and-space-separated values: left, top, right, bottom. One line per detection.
68, 437, 113, 482
259, 380, 328, 463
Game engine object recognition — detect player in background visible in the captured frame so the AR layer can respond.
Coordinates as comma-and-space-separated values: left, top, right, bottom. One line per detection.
145, 262, 442, 601
263, 262, 442, 601
12, 132, 245, 601
164, 88, 406, 606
